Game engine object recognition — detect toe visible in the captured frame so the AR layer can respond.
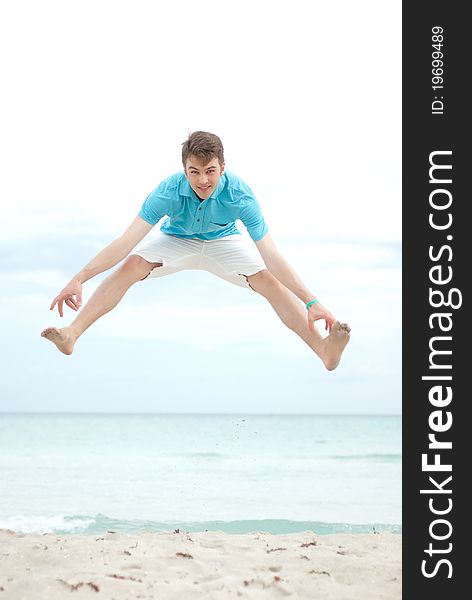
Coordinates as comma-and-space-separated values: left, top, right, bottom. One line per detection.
332, 320, 341, 332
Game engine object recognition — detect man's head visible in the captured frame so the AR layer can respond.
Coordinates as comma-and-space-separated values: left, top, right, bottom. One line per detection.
182, 131, 225, 200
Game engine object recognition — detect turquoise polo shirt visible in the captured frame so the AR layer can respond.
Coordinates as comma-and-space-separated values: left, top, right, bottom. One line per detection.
138, 171, 268, 241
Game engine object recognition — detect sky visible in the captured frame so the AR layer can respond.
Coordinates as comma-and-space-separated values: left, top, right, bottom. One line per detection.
0, 0, 401, 415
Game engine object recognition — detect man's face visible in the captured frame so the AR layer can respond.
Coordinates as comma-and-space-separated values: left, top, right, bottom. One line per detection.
184, 155, 225, 200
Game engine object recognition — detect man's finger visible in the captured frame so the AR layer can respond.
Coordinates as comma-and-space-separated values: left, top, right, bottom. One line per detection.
76, 291, 82, 306
65, 299, 78, 311
50, 297, 59, 311
58, 300, 64, 317
67, 297, 79, 310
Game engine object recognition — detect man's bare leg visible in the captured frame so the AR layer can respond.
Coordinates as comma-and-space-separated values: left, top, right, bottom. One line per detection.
246, 270, 350, 371
41, 256, 161, 355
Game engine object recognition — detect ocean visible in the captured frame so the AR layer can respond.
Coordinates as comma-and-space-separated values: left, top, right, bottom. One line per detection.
0, 413, 401, 535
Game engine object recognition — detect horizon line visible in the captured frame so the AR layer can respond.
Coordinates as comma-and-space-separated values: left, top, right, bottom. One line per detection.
0, 411, 402, 417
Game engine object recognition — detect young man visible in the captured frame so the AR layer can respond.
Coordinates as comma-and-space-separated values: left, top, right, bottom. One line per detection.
41, 131, 350, 370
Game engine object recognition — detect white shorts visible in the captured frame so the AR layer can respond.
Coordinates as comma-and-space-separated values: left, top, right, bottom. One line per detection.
133, 233, 267, 289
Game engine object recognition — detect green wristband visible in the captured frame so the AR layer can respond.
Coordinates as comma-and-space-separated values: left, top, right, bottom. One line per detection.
306, 299, 319, 310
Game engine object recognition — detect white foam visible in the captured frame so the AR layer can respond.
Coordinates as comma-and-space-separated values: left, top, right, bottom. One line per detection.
0, 514, 94, 534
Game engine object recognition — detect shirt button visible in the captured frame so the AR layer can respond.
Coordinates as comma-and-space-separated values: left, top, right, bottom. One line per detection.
197, 218, 200, 222
198, 207, 202, 210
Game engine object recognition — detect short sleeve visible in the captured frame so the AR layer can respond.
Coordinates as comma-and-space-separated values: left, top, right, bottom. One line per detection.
239, 195, 268, 241
138, 179, 171, 225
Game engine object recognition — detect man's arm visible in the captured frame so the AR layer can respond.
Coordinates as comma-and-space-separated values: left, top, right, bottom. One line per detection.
50, 215, 154, 316
255, 233, 336, 332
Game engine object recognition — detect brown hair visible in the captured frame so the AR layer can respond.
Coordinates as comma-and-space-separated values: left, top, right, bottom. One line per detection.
181, 131, 225, 166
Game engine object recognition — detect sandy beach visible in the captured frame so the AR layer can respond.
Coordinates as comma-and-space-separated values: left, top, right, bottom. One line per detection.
0, 528, 401, 599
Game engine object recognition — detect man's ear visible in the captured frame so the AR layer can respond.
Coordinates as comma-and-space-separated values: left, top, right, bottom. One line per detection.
220, 162, 225, 175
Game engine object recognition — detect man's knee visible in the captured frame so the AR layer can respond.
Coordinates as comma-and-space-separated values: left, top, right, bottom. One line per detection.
246, 269, 279, 294
120, 254, 162, 281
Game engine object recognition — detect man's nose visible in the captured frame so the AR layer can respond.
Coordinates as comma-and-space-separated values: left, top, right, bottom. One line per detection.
199, 173, 209, 184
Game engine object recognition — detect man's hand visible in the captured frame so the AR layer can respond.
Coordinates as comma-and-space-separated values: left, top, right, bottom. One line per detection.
50, 279, 83, 317
308, 302, 335, 334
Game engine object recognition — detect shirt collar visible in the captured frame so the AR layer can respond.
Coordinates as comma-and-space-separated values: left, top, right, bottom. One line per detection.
179, 172, 226, 200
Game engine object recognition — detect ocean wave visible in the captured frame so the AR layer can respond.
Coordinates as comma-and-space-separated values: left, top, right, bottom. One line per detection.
330, 453, 401, 461
0, 514, 95, 534
0, 513, 402, 536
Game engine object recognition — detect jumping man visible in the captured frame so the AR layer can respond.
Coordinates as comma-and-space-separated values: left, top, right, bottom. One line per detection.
41, 131, 350, 370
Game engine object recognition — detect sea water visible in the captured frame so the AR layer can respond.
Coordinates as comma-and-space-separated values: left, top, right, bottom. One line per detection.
0, 413, 401, 535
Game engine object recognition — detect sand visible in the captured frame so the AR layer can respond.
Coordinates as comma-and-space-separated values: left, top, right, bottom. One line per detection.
0, 529, 401, 599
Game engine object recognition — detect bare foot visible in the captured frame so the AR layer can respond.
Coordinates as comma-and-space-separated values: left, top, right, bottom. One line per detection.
41, 327, 77, 355
320, 321, 351, 371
